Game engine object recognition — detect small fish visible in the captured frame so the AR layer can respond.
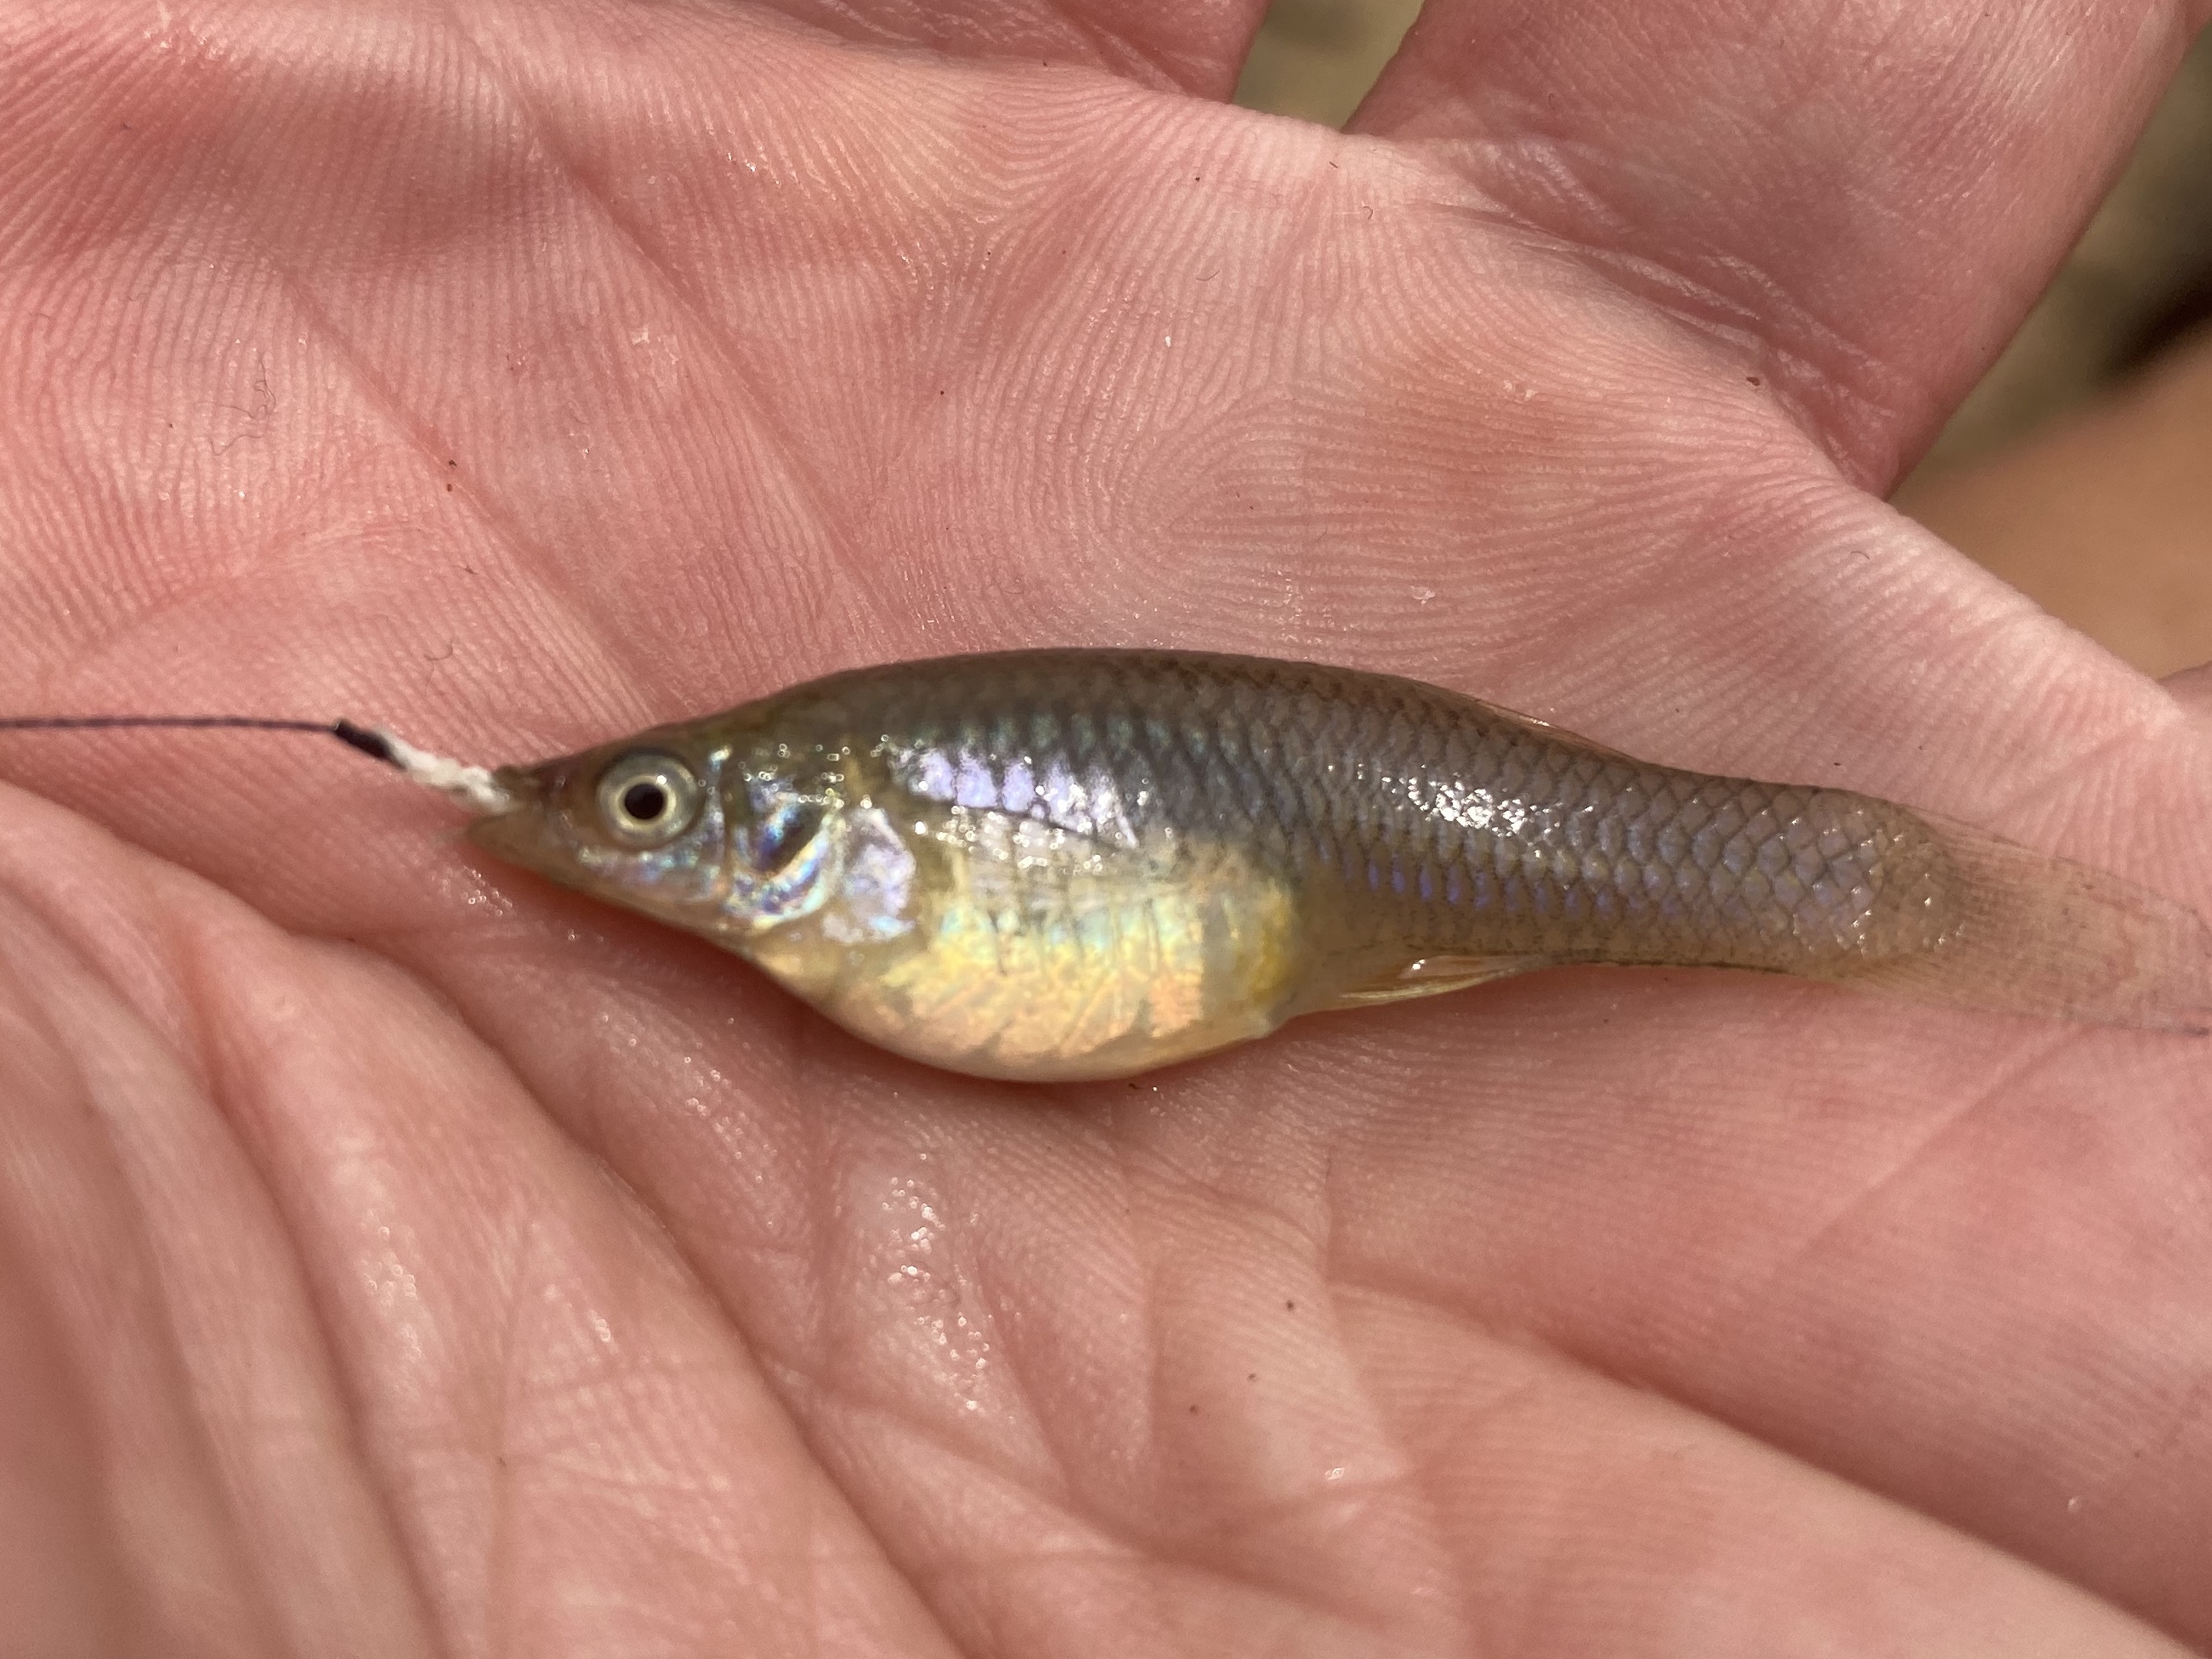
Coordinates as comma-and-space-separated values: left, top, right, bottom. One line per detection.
4, 653, 2204, 1079
446, 648, 2208, 1079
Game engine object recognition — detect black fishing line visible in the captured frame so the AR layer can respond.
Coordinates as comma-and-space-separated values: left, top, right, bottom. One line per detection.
0, 715, 400, 769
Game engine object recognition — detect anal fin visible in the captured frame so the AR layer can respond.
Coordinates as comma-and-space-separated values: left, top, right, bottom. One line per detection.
1319, 954, 1556, 1010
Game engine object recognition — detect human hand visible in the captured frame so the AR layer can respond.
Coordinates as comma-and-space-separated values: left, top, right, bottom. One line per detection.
2, 2, 2208, 1652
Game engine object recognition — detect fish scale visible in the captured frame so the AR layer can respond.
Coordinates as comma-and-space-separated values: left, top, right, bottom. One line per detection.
817, 654, 1921, 970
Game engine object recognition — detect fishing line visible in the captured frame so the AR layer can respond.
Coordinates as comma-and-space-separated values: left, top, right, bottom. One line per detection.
0, 713, 389, 759
0, 715, 513, 813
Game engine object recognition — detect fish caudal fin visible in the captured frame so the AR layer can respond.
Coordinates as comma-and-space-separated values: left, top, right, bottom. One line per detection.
1833, 817, 2212, 1035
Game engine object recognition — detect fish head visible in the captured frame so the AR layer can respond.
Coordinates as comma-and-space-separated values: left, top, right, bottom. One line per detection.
466, 716, 919, 963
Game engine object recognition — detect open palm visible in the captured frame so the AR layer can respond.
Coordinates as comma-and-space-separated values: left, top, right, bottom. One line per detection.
4, 2, 2210, 1652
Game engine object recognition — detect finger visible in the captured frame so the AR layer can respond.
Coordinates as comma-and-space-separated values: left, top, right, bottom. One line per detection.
2166, 660, 2212, 719
0, 868, 447, 1657
757, 0, 1272, 96
1897, 322, 2212, 679
0, 991, 145, 1655
1351, 0, 2206, 480
0, 869, 428, 1655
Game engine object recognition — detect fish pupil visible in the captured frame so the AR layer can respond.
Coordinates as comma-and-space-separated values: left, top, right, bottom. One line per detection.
621, 780, 669, 823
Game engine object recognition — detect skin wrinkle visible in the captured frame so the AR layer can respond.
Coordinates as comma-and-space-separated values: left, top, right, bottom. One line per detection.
1154, 1462, 1426, 1557
423, 5, 872, 687
859, 1393, 1415, 1656
431, 9, 843, 502
959, 1209, 1109, 1517
33, 555, 347, 725
37, 591, 232, 708
1324, 1332, 1489, 1656
771, 1365, 1121, 1557
1846, 583, 2190, 831
1425, 304, 1829, 659
1613, 504, 2162, 824
671, 1142, 827, 1284
1363, 1335, 1624, 1659
0, 937, 145, 1653
482, 960, 839, 1297
1105, 1130, 1335, 1264
1322, 1277, 2173, 1642
0, 798, 205, 1070
921, 1554, 1360, 1659
0, 895, 321, 1657
576, 1317, 949, 1659
1336, 1019, 2212, 1645
254, 261, 658, 740
500, 1436, 752, 1566
512, 1339, 786, 1430
1112, 1226, 1448, 1645
481, 1208, 551, 1659
1136, 1552, 1416, 1651
748, 134, 997, 631
926, 1120, 1140, 1505
1708, 1027, 2078, 1316
1029, 0, 1180, 87
174, 916, 882, 1656
1355, 54, 2025, 488
71, 818, 241, 1106
1245, 143, 1349, 362
1330, 1299, 1575, 1659
2118, 1364, 2212, 1487
753, 0, 1245, 93
1974, 694, 2196, 841
683, 1035, 991, 1634
91, 863, 730, 1657
1160, 1333, 1472, 1652
784, 1010, 843, 1368
1398, 6, 2141, 417
837, 305, 1001, 558
164, 935, 478, 1659
1416, 139, 1920, 487
1301, 1151, 1456, 1638
1465, 477, 1880, 769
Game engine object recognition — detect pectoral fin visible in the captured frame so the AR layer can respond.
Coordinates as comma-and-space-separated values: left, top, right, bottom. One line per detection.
1319, 954, 1556, 1010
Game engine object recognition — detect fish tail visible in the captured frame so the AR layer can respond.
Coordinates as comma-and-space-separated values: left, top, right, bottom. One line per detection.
1831, 817, 2212, 1034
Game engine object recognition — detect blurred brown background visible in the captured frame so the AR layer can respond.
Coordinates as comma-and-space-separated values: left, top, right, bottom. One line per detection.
1235, 5, 2212, 679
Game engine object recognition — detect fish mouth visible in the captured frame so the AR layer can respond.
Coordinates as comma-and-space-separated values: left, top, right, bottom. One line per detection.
462, 767, 576, 883
459, 756, 725, 892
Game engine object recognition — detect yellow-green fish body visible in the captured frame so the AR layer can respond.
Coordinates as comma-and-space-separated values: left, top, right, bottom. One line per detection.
468, 650, 2209, 1079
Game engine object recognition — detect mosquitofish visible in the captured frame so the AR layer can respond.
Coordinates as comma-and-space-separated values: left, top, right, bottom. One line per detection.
450, 649, 2211, 1080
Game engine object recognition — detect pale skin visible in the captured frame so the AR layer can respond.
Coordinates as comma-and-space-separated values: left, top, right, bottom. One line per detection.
1, 1, 2209, 1653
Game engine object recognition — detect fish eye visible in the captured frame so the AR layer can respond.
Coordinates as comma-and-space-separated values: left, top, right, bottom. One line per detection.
595, 752, 700, 846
